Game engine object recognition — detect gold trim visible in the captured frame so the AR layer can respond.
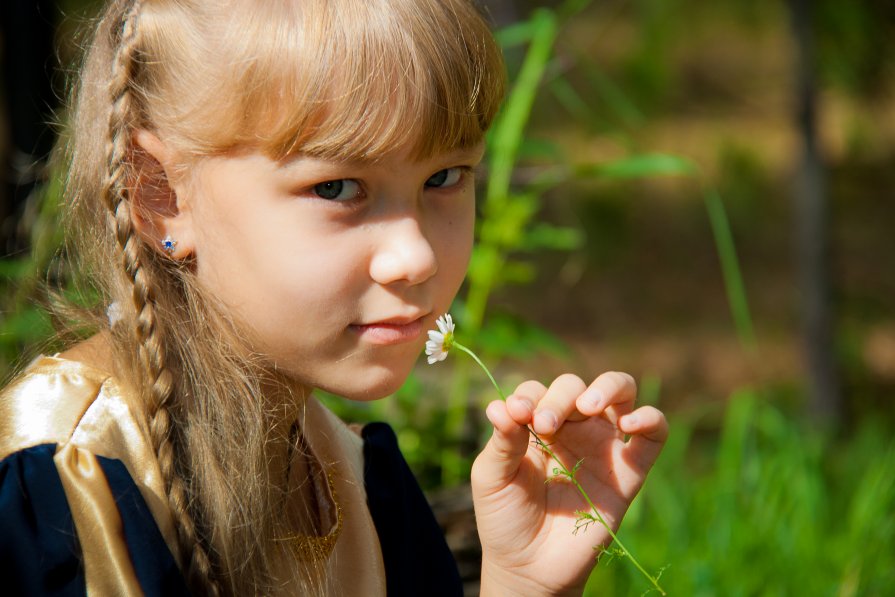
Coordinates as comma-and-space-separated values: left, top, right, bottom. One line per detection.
54, 443, 144, 595
277, 471, 344, 561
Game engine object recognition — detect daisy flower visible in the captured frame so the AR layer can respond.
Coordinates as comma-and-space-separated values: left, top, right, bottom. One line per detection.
425, 314, 454, 364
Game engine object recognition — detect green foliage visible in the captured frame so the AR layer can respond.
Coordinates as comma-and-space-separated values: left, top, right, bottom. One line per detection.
0, 172, 69, 374
5, 4, 893, 593
575, 154, 696, 180
617, 0, 678, 112
585, 393, 895, 595
816, 0, 895, 96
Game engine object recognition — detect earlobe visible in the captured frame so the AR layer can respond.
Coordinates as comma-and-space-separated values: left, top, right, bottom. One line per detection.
130, 129, 196, 259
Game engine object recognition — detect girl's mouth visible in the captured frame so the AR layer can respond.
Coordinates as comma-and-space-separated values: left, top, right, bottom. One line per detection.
349, 318, 425, 345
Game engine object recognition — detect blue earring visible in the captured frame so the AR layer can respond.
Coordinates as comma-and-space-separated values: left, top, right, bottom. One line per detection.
162, 235, 177, 255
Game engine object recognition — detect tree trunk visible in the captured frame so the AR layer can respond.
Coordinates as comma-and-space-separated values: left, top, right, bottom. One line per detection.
788, 0, 842, 422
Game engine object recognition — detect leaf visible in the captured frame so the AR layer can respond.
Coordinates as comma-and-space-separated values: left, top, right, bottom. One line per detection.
518, 136, 565, 162
497, 260, 536, 285
486, 9, 558, 208
523, 223, 584, 251
480, 192, 539, 248
575, 154, 698, 180
466, 245, 502, 286
494, 20, 535, 48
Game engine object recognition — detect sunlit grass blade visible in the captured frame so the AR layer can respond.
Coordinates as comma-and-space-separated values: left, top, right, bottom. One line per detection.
704, 188, 757, 354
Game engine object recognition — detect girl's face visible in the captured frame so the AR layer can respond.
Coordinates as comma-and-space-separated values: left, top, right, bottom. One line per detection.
180, 145, 482, 400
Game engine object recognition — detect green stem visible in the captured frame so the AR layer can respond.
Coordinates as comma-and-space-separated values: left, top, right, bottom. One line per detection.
453, 342, 505, 400
454, 341, 666, 595
538, 439, 666, 595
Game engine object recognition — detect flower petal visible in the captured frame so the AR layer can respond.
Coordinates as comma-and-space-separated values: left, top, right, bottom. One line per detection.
424, 313, 456, 364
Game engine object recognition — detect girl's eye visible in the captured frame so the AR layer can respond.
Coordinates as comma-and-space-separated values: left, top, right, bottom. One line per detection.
313, 179, 361, 201
425, 168, 463, 188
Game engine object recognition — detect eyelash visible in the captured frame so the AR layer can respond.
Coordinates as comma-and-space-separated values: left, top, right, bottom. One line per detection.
306, 166, 472, 203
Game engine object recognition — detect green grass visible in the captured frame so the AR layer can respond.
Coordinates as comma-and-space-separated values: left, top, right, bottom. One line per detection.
584, 390, 895, 596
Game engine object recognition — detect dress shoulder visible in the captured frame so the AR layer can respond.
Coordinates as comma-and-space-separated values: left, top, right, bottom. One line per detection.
0, 356, 112, 460
0, 357, 188, 596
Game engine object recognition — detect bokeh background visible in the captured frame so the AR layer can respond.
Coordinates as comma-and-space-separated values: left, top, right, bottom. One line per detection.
1, 0, 893, 595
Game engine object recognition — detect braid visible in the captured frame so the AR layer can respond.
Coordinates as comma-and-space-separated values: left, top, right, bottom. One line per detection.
103, 3, 223, 594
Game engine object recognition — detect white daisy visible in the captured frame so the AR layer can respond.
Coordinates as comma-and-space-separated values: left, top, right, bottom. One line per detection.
425, 313, 455, 364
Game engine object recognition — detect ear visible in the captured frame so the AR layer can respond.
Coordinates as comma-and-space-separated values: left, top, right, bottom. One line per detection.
130, 129, 196, 259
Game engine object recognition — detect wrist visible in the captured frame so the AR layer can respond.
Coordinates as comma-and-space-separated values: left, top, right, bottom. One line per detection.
480, 559, 583, 597
479, 562, 528, 597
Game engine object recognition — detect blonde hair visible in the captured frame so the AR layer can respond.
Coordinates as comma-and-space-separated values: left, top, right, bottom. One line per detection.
63, 0, 504, 594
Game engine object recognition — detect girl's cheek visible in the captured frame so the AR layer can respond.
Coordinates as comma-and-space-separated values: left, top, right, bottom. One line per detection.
439, 207, 475, 284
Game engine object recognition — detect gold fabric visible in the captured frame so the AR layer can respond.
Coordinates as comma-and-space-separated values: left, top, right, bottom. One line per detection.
1, 356, 179, 595
0, 355, 387, 596
54, 443, 143, 596
304, 399, 387, 596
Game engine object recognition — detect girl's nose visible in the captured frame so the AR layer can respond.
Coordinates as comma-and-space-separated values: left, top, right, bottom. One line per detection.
369, 217, 438, 286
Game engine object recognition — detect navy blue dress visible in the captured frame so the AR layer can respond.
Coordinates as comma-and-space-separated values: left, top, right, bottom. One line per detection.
0, 423, 462, 596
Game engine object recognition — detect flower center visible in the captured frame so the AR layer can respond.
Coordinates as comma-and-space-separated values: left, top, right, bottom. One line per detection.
442, 332, 454, 352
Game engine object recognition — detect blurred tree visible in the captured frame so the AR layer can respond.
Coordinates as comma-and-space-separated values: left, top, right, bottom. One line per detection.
788, 0, 841, 423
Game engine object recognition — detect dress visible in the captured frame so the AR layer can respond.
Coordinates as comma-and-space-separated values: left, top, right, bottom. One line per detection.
0, 356, 462, 596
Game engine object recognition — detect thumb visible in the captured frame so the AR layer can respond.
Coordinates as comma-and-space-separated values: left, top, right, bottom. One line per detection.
472, 400, 531, 495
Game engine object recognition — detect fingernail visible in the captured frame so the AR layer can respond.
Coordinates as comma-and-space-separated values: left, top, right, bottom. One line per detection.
582, 388, 604, 411
624, 414, 639, 427
534, 410, 557, 434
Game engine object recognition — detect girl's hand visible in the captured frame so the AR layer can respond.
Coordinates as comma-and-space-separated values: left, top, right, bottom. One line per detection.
471, 372, 668, 596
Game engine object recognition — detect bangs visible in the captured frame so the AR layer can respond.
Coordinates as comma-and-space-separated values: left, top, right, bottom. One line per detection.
177, 0, 506, 162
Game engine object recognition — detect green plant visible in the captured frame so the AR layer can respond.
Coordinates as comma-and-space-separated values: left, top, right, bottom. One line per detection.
584, 391, 895, 595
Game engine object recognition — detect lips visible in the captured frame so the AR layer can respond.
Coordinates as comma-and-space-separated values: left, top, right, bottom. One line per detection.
350, 314, 427, 345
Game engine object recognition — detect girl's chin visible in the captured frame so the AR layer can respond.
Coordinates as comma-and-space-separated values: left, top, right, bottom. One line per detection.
313, 362, 417, 402
319, 382, 402, 402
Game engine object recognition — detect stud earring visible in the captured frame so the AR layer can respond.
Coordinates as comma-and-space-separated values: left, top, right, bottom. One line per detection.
162, 235, 177, 255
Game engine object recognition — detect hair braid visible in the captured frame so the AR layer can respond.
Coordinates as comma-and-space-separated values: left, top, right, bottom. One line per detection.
103, 2, 223, 594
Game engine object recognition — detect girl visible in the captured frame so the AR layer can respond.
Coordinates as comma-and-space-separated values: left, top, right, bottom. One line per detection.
0, 0, 668, 595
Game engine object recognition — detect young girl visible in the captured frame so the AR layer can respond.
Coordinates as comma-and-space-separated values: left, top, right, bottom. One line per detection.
0, 0, 668, 595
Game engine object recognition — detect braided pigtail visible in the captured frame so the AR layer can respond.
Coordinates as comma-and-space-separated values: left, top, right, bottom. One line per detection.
57, 0, 507, 593
102, 2, 223, 594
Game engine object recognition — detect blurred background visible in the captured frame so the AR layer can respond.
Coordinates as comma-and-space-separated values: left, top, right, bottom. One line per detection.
1, 0, 893, 595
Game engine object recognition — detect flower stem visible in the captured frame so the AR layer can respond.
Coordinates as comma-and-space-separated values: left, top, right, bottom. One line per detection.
453, 342, 506, 400
455, 341, 666, 595
535, 437, 666, 595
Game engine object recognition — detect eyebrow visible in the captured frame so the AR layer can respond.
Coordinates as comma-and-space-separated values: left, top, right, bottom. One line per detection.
278, 145, 486, 173
434, 144, 487, 166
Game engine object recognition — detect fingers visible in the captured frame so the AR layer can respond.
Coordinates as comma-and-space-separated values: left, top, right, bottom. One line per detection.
506, 372, 639, 437
576, 371, 638, 426
531, 374, 588, 435
505, 380, 547, 425
473, 400, 534, 492
507, 375, 588, 436
618, 405, 668, 473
